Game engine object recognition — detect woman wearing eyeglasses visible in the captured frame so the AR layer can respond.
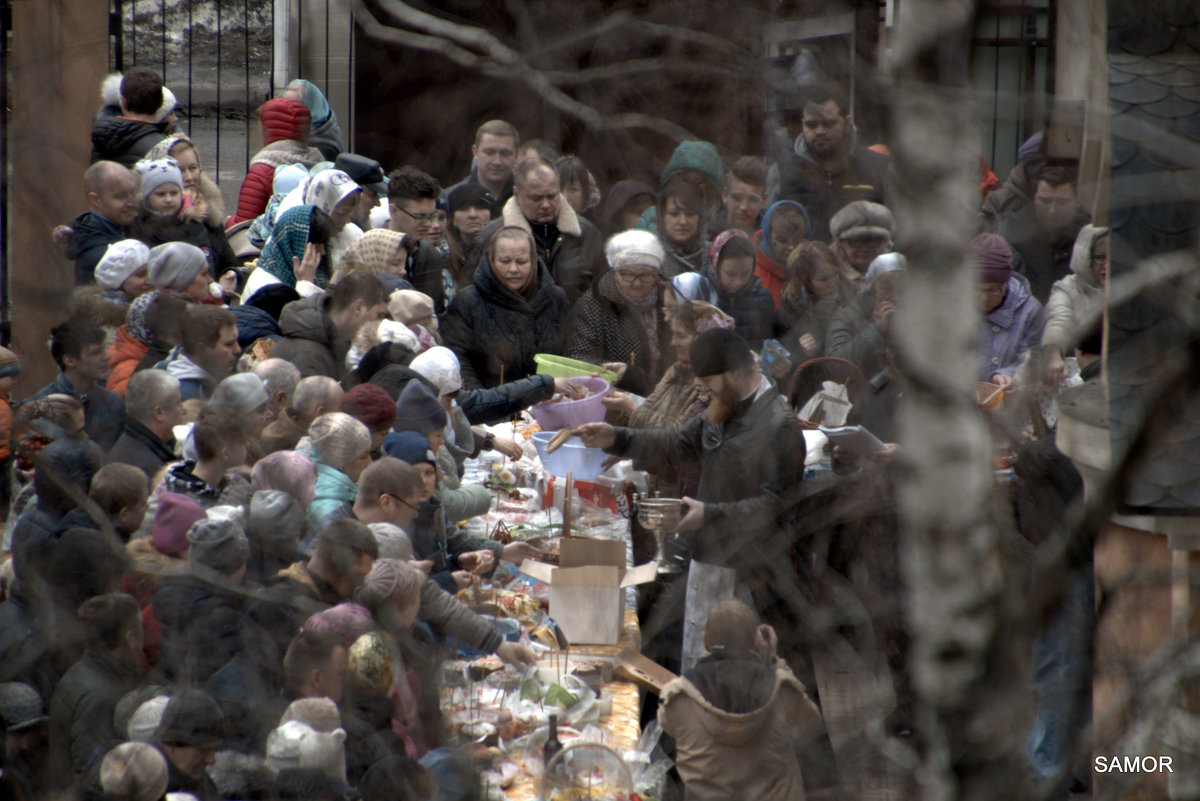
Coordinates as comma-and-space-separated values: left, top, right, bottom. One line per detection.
564, 229, 674, 396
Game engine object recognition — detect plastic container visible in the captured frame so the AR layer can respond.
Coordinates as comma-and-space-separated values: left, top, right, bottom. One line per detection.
531, 432, 610, 480
534, 354, 619, 384
530, 377, 612, 430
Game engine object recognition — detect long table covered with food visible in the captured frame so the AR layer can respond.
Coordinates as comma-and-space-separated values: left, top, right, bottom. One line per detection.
441, 418, 670, 800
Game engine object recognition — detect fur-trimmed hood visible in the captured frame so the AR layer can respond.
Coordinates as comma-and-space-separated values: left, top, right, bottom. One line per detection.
499, 195, 582, 238
126, 536, 187, 602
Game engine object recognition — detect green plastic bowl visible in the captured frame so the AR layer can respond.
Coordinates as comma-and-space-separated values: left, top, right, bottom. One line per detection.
534, 354, 619, 384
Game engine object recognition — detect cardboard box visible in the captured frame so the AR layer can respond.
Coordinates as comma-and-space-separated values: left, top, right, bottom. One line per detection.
520, 537, 658, 645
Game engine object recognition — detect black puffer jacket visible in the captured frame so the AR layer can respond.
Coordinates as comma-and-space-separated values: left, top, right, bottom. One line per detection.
151, 573, 248, 685
441, 256, 569, 389
564, 271, 672, 396
706, 269, 776, 349
90, 116, 165, 167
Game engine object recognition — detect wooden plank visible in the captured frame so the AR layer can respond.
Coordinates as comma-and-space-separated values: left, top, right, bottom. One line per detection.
10, 0, 110, 394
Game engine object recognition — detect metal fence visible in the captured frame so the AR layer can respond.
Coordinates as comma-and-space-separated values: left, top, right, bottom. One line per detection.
110, 0, 353, 212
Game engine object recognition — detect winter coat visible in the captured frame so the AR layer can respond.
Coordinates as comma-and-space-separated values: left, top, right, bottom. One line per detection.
468, 196, 605, 304
825, 290, 890, 379
980, 162, 1036, 233
608, 377, 806, 576
752, 201, 812, 308
406, 239, 448, 316
261, 411, 305, 455
998, 204, 1091, 303
106, 325, 149, 396
457, 374, 555, 425
150, 572, 246, 684
90, 116, 164, 168
67, 211, 129, 287
48, 647, 142, 776
441, 165, 514, 218
271, 293, 347, 380
229, 103, 325, 227
231, 304, 283, 349
775, 288, 843, 362
155, 347, 217, 401
564, 271, 672, 396
777, 130, 891, 241
105, 418, 176, 487
408, 497, 501, 593
162, 461, 253, 510
125, 536, 186, 607
309, 462, 358, 531
1043, 225, 1107, 355
32, 374, 125, 452
659, 649, 822, 801
131, 209, 238, 278
441, 255, 569, 390
707, 270, 775, 349
978, 272, 1045, 381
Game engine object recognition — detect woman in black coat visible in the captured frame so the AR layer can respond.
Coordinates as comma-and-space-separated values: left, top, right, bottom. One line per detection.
441, 226, 569, 389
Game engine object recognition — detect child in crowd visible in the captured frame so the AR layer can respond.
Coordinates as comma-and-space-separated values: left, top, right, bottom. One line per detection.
87, 463, 151, 542
775, 241, 846, 361
659, 599, 822, 801
93, 239, 153, 308
753, 200, 810, 308
133, 157, 238, 282
707, 230, 775, 348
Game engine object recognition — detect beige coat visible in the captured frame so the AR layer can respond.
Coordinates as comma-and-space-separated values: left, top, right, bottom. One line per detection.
658, 659, 822, 801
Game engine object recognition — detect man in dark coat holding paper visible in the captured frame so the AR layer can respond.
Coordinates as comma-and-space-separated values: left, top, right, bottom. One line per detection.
578, 329, 807, 673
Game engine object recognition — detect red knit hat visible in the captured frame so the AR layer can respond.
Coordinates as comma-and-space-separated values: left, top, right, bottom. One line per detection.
339, 383, 399, 431
151, 492, 207, 556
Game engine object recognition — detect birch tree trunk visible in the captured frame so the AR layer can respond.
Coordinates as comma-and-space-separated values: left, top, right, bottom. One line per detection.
888, 2, 1017, 799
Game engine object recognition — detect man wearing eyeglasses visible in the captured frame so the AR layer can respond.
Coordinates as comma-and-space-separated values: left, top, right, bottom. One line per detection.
385, 166, 447, 313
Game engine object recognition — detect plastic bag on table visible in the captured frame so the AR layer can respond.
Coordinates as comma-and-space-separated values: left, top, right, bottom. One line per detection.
625, 720, 674, 798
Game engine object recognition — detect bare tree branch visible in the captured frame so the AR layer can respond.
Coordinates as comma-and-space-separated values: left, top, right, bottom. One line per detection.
356, 0, 699, 141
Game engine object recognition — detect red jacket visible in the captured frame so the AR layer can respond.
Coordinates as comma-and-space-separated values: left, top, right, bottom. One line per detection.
107, 324, 150, 396
228, 99, 313, 227
753, 230, 787, 309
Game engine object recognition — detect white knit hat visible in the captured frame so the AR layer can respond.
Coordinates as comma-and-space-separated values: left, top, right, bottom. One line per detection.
605, 229, 665, 272
266, 720, 347, 782
101, 742, 169, 801
307, 412, 371, 473
95, 239, 151, 291
156, 86, 179, 123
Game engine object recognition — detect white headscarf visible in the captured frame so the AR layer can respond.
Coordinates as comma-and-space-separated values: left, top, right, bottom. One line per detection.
409, 346, 463, 397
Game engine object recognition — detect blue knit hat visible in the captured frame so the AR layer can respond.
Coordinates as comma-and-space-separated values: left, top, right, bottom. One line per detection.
381, 431, 437, 467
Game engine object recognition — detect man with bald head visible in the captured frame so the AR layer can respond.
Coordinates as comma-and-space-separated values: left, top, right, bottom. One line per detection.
468, 158, 604, 302
67, 161, 139, 285
261, 375, 344, 454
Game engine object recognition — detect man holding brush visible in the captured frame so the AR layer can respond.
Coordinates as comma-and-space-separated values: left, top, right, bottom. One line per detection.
578, 328, 807, 673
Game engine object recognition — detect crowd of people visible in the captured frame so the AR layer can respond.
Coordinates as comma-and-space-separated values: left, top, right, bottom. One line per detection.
0, 64, 1104, 801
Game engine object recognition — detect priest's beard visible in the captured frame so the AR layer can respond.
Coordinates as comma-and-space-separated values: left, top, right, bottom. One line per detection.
705, 376, 744, 423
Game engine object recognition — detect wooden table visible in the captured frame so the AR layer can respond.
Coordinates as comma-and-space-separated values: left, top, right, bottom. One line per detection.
501, 607, 644, 800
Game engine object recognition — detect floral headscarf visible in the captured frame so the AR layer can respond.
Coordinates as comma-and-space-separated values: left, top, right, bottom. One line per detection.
688, 300, 735, 335
708, 228, 753, 271
259, 204, 318, 286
